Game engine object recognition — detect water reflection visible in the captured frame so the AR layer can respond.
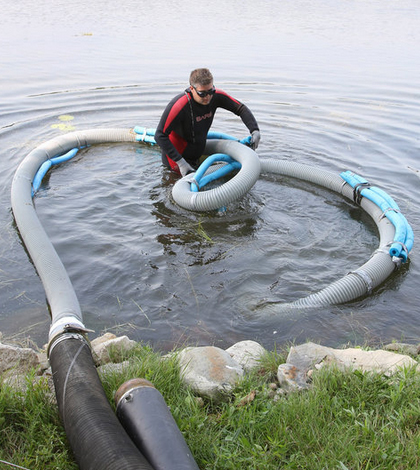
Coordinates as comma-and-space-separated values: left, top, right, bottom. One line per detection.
150, 169, 261, 261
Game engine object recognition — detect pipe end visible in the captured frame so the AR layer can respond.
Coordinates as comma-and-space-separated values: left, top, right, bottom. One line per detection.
115, 378, 155, 406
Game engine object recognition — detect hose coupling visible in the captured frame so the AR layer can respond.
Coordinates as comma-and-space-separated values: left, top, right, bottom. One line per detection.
47, 316, 94, 358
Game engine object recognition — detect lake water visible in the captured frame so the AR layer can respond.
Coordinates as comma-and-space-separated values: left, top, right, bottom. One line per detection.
1, 0, 419, 352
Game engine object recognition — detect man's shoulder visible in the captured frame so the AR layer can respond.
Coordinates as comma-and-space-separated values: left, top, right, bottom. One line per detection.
166, 92, 190, 111
214, 89, 241, 106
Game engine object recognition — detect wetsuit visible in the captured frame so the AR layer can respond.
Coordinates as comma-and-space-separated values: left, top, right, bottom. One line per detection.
155, 88, 259, 171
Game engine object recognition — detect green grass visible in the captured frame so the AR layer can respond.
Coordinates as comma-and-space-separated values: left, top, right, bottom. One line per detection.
0, 372, 78, 470
2, 344, 420, 470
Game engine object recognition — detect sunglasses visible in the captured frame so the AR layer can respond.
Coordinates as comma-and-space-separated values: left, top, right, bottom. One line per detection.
193, 86, 216, 98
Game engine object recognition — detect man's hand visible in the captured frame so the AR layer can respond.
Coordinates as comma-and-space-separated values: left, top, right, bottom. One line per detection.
177, 158, 195, 177
250, 130, 261, 150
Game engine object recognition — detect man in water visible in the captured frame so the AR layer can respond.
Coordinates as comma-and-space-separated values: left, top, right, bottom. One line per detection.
154, 68, 261, 176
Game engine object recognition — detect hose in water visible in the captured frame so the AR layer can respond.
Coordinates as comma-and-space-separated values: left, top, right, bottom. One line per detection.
11, 126, 414, 470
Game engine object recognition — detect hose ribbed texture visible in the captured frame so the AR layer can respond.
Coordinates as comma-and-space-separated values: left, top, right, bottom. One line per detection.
172, 140, 261, 211
260, 159, 346, 192
10, 129, 405, 469
11, 129, 137, 330
50, 337, 153, 470
10, 130, 401, 315
11, 129, 153, 470
259, 158, 397, 309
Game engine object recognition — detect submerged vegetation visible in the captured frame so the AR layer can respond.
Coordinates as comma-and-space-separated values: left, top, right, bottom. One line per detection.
1, 344, 420, 470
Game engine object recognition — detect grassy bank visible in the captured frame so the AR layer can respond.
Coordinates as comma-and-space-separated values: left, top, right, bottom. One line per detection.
1, 343, 420, 470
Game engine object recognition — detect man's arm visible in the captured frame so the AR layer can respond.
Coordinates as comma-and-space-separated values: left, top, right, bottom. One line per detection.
155, 94, 189, 163
215, 90, 260, 134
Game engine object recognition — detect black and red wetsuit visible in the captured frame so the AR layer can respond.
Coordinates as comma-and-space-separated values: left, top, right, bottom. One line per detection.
155, 88, 259, 171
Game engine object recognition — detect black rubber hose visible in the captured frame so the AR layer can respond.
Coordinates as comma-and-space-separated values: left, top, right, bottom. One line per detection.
115, 379, 200, 470
49, 336, 154, 470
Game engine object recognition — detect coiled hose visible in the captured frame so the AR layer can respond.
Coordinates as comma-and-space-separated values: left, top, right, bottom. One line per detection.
10, 127, 412, 469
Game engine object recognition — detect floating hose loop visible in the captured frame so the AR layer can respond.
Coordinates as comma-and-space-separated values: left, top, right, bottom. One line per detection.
14, 130, 414, 313
340, 170, 413, 262
190, 153, 241, 192
172, 139, 261, 211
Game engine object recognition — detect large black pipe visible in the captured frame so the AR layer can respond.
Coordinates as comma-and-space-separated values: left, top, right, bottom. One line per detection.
49, 335, 154, 470
115, 378, 200, 470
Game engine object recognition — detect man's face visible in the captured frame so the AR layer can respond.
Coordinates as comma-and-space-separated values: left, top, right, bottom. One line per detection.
190, 82, 215, 105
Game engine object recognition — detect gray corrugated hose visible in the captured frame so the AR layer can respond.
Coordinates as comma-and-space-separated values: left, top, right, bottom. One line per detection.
170, 153, 399, 310
11, 128, 137, 339
11, 128, 156, 470
172, 139, 261, 211
10, 128, 401, 468
259, 159, 398, 309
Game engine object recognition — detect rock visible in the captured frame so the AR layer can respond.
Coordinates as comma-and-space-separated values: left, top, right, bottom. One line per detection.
92, 335, 137, 365
326, 348, 418, 375
287, 342, 418, 376
277, 363, 309, 392
178, 346, 244, 402
226, 340, 266, 372
3, 330, 420, 404
91, 332, 117, 348
36, 350, 50, 375
0, 342, 40, 379
383, 342, 419, 357
286, 342, 332, 372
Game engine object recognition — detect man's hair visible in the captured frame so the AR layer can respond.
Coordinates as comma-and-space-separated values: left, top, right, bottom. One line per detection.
189, 68, 213, 87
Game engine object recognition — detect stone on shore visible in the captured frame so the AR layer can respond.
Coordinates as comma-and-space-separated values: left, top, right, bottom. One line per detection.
383, 342, 420, 357
226, 340, 266, 372
0, 342, 39, 379
91, 334, 137, 365
2, 332, 420, 404
277, 363, 310, 392
286, 342, 418, 376
177, 346, 244, 402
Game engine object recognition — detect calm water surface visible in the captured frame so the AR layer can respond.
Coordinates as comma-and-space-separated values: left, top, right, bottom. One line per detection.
1, 0, 419, 351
